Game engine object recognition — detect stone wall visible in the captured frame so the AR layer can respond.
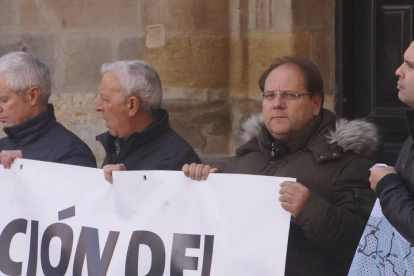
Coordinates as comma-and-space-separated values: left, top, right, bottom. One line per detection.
292, 0, 336, 109
0, 0, 335, 165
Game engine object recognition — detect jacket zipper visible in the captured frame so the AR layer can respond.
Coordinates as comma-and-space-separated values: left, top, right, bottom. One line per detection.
270, 142, 280, 164
271, 143, 276, 159
402, 142, 414, 174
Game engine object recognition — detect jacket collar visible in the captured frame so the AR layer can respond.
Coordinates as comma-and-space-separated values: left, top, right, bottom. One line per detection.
405, 110, 414, 139
236, 108, 379, 160
236, 111, 323, 159
96, 108, 171, 158
3, 104, 56, 147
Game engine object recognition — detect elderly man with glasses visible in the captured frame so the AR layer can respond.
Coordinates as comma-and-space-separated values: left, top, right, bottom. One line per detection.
183, 56, 377, 276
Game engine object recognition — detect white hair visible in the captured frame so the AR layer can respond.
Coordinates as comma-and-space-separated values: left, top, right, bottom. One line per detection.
0, 52, 51, 105
100, 60, 163, 115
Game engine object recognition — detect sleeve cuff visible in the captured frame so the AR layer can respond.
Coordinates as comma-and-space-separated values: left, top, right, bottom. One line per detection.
293, 191, 326, 226
376, 173, 400, 196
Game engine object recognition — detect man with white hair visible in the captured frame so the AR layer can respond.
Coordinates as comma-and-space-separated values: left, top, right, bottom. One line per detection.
95, 60, 200, 183
0, 51, 96, 168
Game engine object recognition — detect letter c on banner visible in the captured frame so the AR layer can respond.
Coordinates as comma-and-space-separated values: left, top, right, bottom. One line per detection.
0, 219, 28, 276
41, 223, 74, 276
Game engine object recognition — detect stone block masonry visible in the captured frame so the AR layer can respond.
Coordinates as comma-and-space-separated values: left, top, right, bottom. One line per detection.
0, 0, 336, 166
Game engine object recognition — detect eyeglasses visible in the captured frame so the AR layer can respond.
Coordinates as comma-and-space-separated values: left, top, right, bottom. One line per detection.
259, 91, 311, 101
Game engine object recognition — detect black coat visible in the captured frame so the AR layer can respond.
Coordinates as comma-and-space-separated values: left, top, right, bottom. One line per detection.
0, 104, 96, 167
376, 110, 414, 245
97, 109, 201, 170
223, 110, 377, 276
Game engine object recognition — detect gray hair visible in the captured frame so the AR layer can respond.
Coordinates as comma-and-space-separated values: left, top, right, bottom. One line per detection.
100, 60, 163, 115
0, 52, 51, 105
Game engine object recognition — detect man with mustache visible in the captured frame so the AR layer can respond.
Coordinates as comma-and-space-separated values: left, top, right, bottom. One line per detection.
95, 60, 200, 184
183, 56, 377, 275
370, 41, 414, 245
0, 52, 96, 168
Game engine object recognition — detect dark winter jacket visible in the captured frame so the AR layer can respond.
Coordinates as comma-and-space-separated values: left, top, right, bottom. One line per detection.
97, 109, 201, 170
223, 109, 377, 276
376, 110, 414, 245
0, 104, 96, 167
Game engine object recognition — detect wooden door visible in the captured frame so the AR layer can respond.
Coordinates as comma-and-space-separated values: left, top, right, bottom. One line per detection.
337, 0, 414, 164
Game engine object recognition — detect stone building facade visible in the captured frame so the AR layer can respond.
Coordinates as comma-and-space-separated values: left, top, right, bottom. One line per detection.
0, 0, 335, 165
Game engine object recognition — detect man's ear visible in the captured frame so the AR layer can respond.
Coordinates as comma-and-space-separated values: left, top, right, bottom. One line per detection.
312, 94, 323, 116
26, 87, 42, 106
127, 96, 140, 117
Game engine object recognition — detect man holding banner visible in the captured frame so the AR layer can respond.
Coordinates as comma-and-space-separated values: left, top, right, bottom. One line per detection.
95, 60, 200, 184
0, 52, 96, 168
348, 41, 414, 275
183, 56, 377, 276
369, 41, 414, 245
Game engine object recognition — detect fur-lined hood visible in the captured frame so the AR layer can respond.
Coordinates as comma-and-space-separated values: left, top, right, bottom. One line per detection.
239, 112, 379, 158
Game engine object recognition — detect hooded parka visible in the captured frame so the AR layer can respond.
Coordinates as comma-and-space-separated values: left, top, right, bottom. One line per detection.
224, 109, 377, 276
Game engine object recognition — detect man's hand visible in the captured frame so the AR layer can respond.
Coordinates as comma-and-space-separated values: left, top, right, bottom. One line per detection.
182, 163, 218, 181
103, 163, 126, 184
370, 166, 397, 192
279, 181, 310, 218
0, 150, 23, 169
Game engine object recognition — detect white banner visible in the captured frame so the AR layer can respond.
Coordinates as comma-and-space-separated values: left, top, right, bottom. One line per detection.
0, 159, 292, 276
